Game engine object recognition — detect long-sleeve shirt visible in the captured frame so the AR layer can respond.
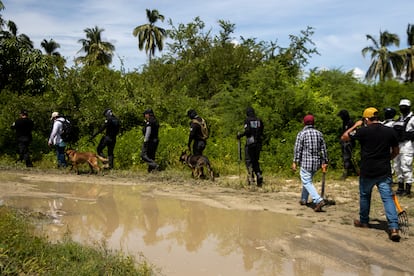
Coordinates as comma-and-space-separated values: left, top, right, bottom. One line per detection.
293, 125, 328, 172
48, 117, 64, 145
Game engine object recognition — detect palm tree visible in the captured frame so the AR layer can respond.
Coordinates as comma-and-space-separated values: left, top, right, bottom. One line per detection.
361, 30, 404, 82
41, 38, 61, 56
1, 20, 33, 49
133, 9, 166, 62
395, 24, 414, 82
75, 26, 115, 66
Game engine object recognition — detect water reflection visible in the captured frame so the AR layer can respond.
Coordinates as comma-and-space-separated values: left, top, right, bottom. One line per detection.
2, 178, 409, 276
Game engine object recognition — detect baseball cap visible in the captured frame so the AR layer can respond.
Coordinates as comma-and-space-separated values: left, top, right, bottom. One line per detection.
362, 107, 378, 118
50, 111, 59, 120
20, 109, 28, 116
399, 99, 411, 107
303, 114, 314, 125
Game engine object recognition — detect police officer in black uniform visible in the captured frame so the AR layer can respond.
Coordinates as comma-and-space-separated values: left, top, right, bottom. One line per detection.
338, 109, 357, 179
141, 109, 160, 172
91, 108, 120, 169
187, 109, 207, 156
11, 109, 34, 167
237, 107, 264, 186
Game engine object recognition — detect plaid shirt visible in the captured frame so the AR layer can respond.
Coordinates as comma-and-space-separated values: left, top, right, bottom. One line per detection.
293, 125, 328, 172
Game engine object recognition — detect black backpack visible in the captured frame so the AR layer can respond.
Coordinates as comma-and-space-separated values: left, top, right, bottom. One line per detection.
61, 118, 78, 143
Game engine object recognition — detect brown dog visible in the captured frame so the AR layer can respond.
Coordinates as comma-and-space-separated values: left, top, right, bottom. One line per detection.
66, 149, 109, 174
179, 151, 214, 181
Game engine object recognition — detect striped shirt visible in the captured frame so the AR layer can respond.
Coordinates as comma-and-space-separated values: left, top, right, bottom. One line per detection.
293, 125, 328, 172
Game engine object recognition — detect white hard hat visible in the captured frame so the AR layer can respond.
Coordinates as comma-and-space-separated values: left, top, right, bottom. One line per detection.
399, 99, 411, 107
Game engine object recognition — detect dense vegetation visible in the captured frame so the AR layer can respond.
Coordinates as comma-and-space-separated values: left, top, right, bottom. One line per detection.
0, 206, 153, 275
1, 2, 414, 175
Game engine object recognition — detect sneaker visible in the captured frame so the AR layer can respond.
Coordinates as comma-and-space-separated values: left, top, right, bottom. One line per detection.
389, 229, 401, 242
354, 219, 370, 228
314, 200, 326, 212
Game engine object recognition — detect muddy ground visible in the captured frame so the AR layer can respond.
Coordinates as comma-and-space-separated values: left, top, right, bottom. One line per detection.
1, 168, 414, 275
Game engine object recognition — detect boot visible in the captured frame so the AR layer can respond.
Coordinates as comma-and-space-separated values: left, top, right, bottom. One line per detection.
404, 183, 412, 197
396, 182, 405, 195
108, 156, 114, 170
256, 172, 263, 187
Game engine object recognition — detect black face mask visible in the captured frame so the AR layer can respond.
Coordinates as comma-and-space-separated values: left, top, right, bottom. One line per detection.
400, 106, 411, 116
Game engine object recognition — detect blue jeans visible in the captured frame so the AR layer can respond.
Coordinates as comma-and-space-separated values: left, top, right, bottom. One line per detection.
359, 176, 399, 230
55, 142, 66, 168
300, 167, 323, 204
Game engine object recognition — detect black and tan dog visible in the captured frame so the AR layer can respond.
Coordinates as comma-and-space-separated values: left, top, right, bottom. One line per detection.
66, 149, 109, 174
179, 151, 214, 181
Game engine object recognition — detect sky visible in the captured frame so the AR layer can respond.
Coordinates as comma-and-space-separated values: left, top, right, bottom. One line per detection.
2, 0, 414, 77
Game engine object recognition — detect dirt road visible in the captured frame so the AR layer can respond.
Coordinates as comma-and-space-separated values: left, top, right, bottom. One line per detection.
1, 168, 413, 275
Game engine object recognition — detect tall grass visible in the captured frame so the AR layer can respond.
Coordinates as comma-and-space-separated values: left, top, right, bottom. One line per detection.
0, 206, 154, 275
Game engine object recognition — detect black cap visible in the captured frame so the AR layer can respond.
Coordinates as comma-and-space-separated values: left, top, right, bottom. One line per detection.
20, 109, 28, 116
143, 108, 154, 115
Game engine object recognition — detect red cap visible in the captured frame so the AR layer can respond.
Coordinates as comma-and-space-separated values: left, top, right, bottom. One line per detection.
303, 114, 314, 125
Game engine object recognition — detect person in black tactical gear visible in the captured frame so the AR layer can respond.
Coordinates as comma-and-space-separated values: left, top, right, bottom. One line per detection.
11, 109, 34, 167
187, 109, 207, 156
91, 108, 120, 169
237, 107, 264, 186
141, 109, 160, 172
338, 109, 358, 180
383, 107, 397, 127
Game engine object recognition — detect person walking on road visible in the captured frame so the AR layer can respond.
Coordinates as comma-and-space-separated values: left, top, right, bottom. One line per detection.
292, 114, 328, 212
11, 109, 34, 167
341, 107, 401, 242
237, 107, 265, 186
141, 109, 160, 172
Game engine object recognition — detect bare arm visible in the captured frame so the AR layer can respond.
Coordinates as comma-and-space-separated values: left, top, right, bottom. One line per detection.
391, 146, 399, 160
341, 120, 363, 142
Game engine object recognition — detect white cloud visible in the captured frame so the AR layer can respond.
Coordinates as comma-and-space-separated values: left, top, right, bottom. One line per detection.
2, 0, 414, 72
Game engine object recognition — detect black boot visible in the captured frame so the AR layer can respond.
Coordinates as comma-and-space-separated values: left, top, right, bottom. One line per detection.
404, 183, 412, 197
256, 172, 263, 187
108, 156, 114, 169
396, 182, 405, 195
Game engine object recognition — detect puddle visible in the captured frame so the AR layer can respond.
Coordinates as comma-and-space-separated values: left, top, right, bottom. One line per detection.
1, 174, 411, 275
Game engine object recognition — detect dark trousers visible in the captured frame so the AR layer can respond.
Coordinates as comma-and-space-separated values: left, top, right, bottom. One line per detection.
245, 143, 262, 175
192, 140, 206, 156
17, 137, 32, 167
97, 136, 116, 168
141, 140, 159, 172
341, 142, 356, 174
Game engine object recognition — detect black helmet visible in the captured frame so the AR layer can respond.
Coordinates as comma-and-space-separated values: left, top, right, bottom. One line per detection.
143, 108, 154, 115
337, 109, 350, 121
246, 107, 255, 117
187, 109, 197, 119
383, 107, 396, 120
103, 108, 113, 117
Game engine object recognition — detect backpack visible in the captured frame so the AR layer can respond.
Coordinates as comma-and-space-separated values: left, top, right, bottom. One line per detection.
61, 118, 78, 143
393, 115, 413, 142
193, 118, 209, 140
